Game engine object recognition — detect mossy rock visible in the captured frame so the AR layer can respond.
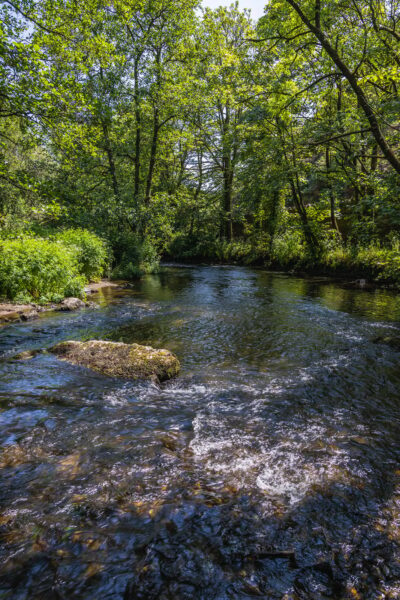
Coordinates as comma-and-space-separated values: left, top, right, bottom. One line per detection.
49, 340, 180, 382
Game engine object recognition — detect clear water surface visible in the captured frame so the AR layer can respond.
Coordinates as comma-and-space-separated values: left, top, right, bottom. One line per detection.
1, 266, 400, 599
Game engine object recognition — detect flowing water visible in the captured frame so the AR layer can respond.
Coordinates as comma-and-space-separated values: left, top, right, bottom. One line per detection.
1, 266, 400, 599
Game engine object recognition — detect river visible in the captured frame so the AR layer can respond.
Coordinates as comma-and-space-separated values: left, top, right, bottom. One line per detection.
1, 266, 400, 599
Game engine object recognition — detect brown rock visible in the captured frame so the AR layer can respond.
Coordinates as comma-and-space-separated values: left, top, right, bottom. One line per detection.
0, 303, 39, 324
84, 280, 123, 294
20, 310, 39, 321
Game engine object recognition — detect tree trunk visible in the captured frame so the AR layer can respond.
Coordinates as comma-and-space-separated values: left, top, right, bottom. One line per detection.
221, 104, 234, 241
370, 143, 379, 173
102, 121, 120, 201
145, 107, 159, 204
133, 55, 141, 201
223, 160, 234, 241
290, 180, 319, 251
190, 148, 203, 236
326, 146, 340, 233
145, 47, 161, 205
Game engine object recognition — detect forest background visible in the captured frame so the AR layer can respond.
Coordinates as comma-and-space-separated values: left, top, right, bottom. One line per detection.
1, 0, 400, 301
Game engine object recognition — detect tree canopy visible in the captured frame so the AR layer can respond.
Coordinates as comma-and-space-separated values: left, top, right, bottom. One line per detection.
1, 0, 400, 281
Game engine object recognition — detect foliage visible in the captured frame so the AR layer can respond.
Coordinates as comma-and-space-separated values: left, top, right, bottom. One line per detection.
0, 238, 85, 303
112, 234, 160, 280
167, 232, 219, 262
271, 231, 307, 268
0, 0, 400, 285
54, 229, 110, 282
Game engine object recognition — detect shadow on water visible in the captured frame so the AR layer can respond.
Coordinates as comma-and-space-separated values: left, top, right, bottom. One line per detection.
1, 266, 400, 598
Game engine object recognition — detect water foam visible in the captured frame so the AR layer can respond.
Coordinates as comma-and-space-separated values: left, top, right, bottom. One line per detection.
190, 409, 368, 505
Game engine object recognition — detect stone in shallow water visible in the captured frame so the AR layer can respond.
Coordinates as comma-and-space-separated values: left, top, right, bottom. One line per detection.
49, 340, 180, 382
12, 349, 42, 360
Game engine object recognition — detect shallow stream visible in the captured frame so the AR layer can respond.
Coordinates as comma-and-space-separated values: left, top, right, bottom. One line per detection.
1, 266, 400, 599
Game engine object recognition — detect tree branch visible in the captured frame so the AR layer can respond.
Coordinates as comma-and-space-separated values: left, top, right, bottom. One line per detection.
4, 0, 68, 38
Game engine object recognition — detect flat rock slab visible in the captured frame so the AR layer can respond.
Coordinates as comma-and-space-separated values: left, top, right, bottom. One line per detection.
0, 304, 38, 323
0, 297, 97, 326
49, 340, 180, 382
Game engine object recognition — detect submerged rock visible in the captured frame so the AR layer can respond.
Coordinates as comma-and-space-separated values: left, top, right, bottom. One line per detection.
372, 335, 400, 351
84, 280, 124, 294
49, 340, 180, 382
343, 278, 374, 290
12, 349, 44, 360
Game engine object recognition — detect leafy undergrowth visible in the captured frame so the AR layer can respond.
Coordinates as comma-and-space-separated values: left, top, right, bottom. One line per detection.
0, 229, 110, 304
111, 233, 160, 280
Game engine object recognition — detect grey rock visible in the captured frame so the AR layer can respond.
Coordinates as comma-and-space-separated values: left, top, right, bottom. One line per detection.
57, 297, 86, 311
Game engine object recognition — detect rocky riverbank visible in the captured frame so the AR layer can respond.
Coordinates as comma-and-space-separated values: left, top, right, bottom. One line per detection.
0, 280, 124, 326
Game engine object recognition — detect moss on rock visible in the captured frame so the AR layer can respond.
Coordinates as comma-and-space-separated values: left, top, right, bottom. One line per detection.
49, 340, 180, 382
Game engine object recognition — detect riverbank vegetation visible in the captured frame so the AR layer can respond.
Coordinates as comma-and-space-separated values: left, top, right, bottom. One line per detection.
1, 0, 400, 298
0, 230, 109, 303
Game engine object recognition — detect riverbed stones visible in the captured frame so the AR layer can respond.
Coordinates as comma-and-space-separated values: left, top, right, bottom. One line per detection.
49, 340, 180, 382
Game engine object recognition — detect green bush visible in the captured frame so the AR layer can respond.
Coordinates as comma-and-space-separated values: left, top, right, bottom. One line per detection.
54, 228, 109, 282
214, 240, 267, 264
322, 245, 352, 271
167, 233, 267, 264
321, 243, 400, 282
112, 234, 159, 280
0, 238, 86, 303
271, 230, 306, 267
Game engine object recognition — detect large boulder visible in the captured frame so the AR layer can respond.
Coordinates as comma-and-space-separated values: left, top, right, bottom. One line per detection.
49, 340, 180, 382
